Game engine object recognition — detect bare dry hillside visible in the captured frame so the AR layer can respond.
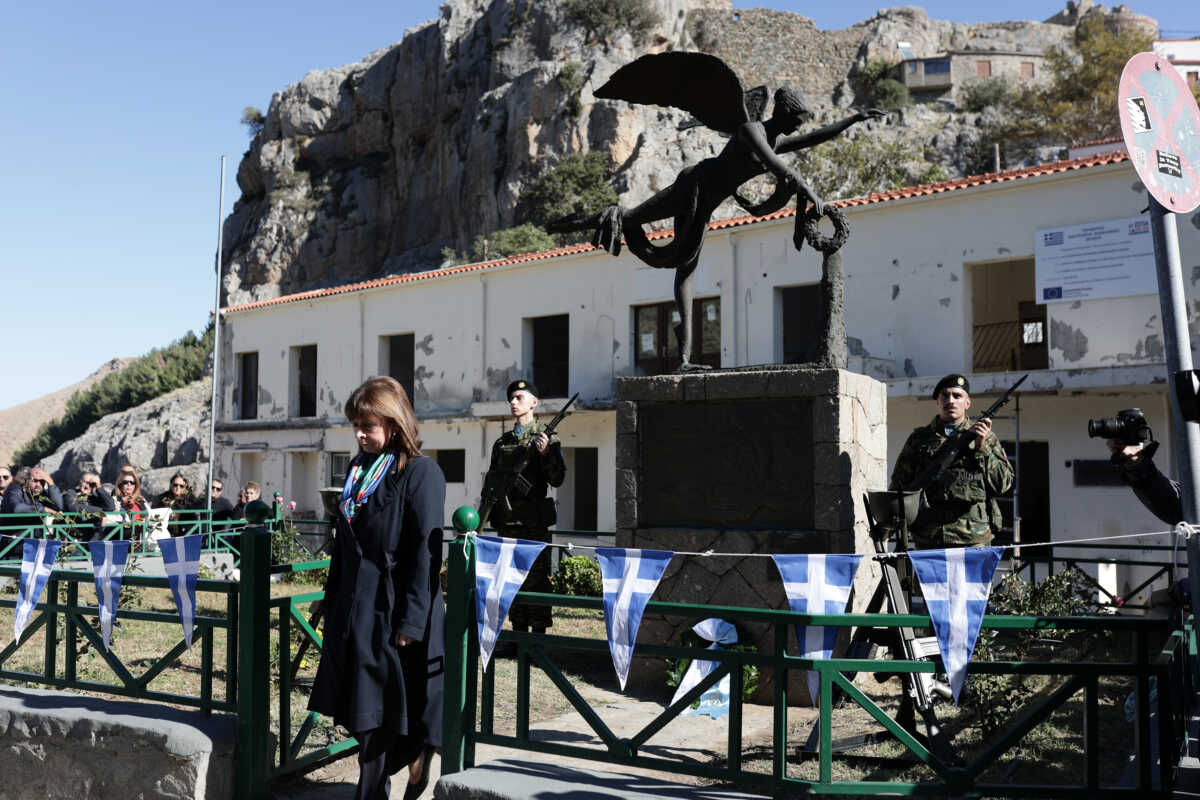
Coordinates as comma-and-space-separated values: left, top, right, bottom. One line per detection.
0, 358, 131, 468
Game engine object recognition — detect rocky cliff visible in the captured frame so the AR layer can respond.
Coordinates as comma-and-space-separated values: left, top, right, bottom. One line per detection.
213, 0, 1151, 307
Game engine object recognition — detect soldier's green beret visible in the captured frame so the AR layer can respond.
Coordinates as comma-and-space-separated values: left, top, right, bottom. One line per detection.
507, 379, 539, 400
932, 374, 970, 398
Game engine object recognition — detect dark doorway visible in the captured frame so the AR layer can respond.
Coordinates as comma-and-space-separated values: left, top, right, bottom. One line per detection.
573, 447, 598, 531
531, 314, 569, 397
780, 284, 822, 364
999, 440, 1050, 544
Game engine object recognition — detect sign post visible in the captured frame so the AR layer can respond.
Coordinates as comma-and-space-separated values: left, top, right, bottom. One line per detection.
1119, 53, 1200, 628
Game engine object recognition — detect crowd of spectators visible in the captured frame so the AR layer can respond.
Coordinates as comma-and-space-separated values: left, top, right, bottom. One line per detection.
0, 464, 268, 534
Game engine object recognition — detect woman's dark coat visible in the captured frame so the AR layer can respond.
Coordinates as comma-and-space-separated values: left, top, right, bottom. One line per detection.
309, 454, 446, 744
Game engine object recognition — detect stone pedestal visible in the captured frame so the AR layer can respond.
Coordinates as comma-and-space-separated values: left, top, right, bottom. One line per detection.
615, 367, 886, 702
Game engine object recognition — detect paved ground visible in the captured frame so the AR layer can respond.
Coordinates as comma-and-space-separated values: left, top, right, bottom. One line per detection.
272, 680, 781, 799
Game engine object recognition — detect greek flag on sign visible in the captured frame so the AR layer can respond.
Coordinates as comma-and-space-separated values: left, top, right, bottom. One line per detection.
598, 548, 673, 690
908, 546, 1004, 704
159, 534, 203, 649
14, 538, 63, 642
88, 540, 131, 652
772, 554, 862, 704
474, 535, 546, 670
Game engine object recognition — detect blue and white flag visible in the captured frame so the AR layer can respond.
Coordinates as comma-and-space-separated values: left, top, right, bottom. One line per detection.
14, 538, 63, 642
908, 546, 1004, 704
671, 617, 738, 719
158, 534, 203, 649
773, 554, 862, 704
474, 535, 546, 670
88, 540, 131, 652
597, 548, 673, 690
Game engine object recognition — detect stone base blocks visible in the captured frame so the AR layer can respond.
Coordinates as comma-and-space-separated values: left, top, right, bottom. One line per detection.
615, 367, 887, 703
0, 687, 236, 799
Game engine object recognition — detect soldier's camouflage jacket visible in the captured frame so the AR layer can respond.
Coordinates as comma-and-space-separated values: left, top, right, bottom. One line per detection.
484, 420, 566, 530
889, 416, 1013, 547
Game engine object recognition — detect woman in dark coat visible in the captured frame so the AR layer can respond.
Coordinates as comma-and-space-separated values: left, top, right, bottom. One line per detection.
309, 376, 446, 800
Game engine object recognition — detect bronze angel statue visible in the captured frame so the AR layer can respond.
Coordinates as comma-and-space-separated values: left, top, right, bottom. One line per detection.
549, 52, 885, 370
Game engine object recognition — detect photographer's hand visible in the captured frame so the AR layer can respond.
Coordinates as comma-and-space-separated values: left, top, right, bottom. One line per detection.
1107, 439, 1148, 464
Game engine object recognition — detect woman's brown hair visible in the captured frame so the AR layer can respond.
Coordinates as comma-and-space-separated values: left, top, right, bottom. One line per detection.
116, 465, 146, 508
344, 377, 423, 472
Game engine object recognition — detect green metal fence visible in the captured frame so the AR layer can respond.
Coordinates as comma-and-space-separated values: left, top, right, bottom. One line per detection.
441, 533, 1196, 798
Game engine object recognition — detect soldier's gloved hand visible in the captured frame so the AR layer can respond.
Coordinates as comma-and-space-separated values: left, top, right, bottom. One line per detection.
533, 433, 550, 454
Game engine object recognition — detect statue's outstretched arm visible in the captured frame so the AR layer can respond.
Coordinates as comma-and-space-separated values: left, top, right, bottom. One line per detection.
739, 122, 825, 214
776, 108, 888, 155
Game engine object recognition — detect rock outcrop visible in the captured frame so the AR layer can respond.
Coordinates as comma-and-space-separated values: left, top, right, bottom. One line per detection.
221, 0, 1157, 307
38, 379, 211, 498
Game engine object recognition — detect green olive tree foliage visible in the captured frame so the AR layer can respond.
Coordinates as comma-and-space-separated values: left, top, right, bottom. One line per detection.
981, 15, 1154, 164
563, 0, 662, 46
790, 135, 948, 201
471, 224, 558, 261
12, 325, 215, 467
519, 151, 618, 225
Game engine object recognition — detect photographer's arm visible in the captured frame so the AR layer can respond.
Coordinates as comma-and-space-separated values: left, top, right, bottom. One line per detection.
1109, 440, 1184, 525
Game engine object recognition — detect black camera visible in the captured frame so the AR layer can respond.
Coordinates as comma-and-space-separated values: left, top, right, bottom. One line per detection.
1087, 408, 1153, 445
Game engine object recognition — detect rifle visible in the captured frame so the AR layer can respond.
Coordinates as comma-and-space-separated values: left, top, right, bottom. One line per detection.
910, 373, 1028, 492
477, 392, 579, 532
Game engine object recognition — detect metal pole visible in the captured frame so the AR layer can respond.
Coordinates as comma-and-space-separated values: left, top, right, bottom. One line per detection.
1148, 198, 1200, 522
1147, 198, 1200, 634
207, 156, 227, 514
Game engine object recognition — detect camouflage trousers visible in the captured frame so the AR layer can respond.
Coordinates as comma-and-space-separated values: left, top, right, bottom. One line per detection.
503, 525, 553, 630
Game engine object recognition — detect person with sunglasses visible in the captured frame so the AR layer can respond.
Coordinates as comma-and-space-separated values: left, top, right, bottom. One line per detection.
114, 467, 151, 523
3, 466, 64, 530
62, 472, 117, 541
208, 478, 236, 521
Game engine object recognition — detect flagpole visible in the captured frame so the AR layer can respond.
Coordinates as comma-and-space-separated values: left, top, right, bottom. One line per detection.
206, 156, 227, 514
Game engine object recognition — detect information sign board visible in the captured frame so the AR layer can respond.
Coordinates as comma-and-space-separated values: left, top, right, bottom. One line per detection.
1035, 216, 1156, 303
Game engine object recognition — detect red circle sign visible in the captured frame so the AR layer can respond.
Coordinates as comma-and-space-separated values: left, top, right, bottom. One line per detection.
1119, 52, 1200, 214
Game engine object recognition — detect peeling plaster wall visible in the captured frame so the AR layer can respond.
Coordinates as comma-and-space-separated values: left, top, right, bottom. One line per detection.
732, 162, 1199, 374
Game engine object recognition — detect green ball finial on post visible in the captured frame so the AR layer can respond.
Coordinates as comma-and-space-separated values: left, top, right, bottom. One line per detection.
452, 505, 480, 533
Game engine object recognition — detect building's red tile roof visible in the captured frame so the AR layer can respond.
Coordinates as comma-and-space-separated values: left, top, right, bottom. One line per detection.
222, 149, 1131, 314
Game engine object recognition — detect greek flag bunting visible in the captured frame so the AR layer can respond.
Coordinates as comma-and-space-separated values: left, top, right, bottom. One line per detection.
474, 535, 546, 670
772, 554, 862, 704
159, 534, 203, 649
14, 538, 63, 642
908, 546, 1004, 704
88, 540, 131, 652
598, 548, 674, 690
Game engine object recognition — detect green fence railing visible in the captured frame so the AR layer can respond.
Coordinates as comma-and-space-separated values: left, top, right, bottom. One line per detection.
441, 534, 1195, 798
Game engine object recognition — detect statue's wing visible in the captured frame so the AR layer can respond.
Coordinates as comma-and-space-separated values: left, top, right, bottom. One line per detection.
678, 85, 768, 132
595, 52, 748, 135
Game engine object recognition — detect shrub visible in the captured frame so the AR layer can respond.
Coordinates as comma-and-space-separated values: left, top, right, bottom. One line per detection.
241, 106, 265, 138
871, 78, 909, 112
557, 61, 585, 95
859, 57, 891, 86
519, 151, 617, 227
961, 76, 1013, 112
552, 555, 602, 597
563, 0, 662, 46
471, 224, 558, 261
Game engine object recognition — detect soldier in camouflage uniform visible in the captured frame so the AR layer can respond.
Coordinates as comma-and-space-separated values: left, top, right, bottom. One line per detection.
890, 374, 1013, 549
483, 379, 566, 632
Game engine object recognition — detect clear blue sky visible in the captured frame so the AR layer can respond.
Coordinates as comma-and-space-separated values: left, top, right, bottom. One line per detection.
1, 1, 1194, 410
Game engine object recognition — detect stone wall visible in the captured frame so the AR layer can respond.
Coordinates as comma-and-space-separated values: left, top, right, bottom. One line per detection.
0, 687, 236, 799
615, 367, 887, 702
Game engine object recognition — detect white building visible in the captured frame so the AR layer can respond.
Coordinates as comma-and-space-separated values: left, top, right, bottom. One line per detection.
215, 149, 1199, 597
1154, 39, 1200, 90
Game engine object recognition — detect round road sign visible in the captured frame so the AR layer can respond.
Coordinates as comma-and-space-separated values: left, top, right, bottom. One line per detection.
1119, 52, 1200, 214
